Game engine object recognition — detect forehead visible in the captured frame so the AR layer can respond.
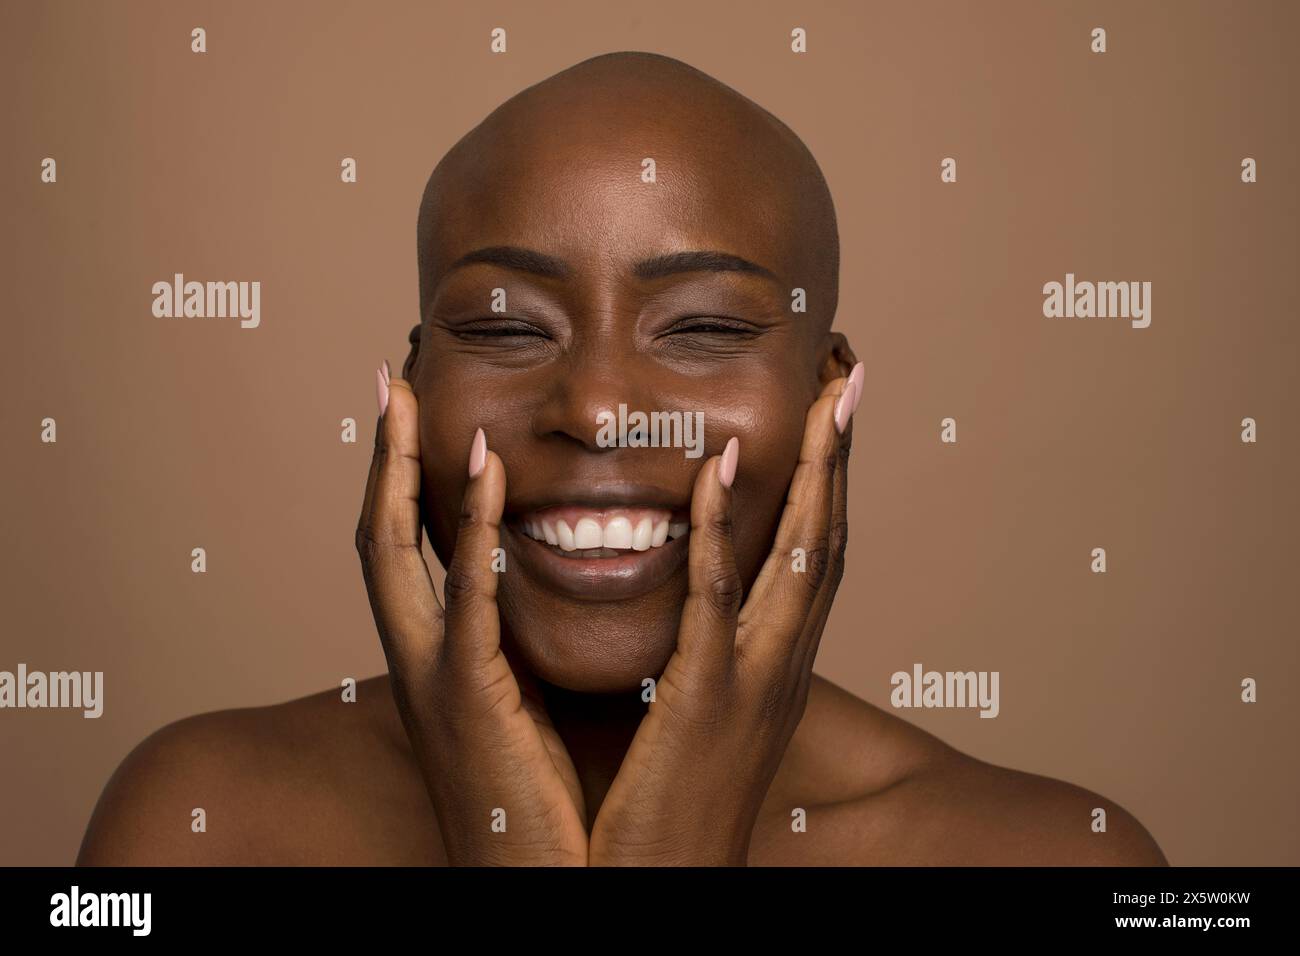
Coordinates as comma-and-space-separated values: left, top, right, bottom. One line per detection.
424, 94, 803, 291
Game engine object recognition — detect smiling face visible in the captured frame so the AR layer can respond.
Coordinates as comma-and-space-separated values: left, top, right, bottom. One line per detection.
406, 53, 850, 693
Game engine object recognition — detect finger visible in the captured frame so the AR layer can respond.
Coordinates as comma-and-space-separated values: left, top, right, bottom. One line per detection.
359, 360, 391, 526
741, 375, 846, 613
795, 397, 854, 689
504, 642, 589, 821
673, 436, 742, 684
441, 427, 507, 672
355, 375, 445, 674
738, 363, 861, 666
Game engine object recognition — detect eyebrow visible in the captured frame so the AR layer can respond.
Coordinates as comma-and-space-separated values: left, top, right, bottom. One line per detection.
445, 246, 778, 283
635, 250, 778, 282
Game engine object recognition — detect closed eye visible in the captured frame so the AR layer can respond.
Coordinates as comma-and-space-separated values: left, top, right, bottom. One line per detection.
662, 316, 763, 336
452, 319, 549, 340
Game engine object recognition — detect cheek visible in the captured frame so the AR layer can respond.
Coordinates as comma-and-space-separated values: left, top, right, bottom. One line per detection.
711, 393, 810, 583
413, 366, 534, 562
415, 384, 477, 560
408, 348, 523, 577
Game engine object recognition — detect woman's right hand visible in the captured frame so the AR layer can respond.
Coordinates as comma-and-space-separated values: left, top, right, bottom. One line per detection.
355, 366, 588, 865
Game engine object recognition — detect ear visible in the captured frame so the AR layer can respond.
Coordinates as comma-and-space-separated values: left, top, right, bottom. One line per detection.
402, 323, 422, 380
816, 331, 858, 387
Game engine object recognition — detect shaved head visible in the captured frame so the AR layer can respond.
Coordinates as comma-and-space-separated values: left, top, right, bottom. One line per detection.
416, 51, 840, 333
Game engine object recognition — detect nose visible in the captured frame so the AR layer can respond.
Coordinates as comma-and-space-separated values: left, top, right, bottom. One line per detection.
530, 338, 655, 453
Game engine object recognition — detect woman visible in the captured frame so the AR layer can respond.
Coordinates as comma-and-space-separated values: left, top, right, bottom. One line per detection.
77, 52, 1166, 866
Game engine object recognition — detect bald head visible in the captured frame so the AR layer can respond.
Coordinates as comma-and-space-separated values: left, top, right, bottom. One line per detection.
416, 51, 840, 333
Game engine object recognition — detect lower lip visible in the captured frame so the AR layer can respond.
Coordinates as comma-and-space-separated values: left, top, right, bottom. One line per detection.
505, 523, 689, 601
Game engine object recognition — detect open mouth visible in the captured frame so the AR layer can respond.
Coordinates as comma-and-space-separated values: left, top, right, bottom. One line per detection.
501, 482, 695, 601
515, 505, 690, 559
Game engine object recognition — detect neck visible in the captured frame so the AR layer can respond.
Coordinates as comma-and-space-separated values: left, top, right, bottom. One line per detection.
537, 679, 647, 823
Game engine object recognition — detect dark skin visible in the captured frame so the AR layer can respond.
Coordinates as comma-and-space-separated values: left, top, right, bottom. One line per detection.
77, 53, 1167, 866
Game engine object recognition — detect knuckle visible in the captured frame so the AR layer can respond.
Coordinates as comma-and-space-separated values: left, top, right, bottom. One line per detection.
703, 565, 744, 617
354, 524, 383, 567
819, 448, 839, 477
457, 494, 495, 536
755, 676, 790, 726
748, 670, 798, 739
802, 540, 831, 592
656, 672, 733, 733
442, 562, 479, 605
457, 503, 481, 534
705, 506, 734, 546
436, 663, 516, 727
829, 508, 849, 546
826, 520, 847, 572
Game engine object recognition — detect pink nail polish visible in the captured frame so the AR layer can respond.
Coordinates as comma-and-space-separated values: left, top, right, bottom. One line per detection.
847, 362, 865, 415
376, 366, 390, 417
718, 436, 739, 489
468, 427, 487, 479
834, 380, 858, 434
382, 359, 391, 386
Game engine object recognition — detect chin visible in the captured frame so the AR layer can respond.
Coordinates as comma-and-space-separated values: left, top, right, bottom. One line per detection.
488, 507, 694, 692
499, 589, 685, 694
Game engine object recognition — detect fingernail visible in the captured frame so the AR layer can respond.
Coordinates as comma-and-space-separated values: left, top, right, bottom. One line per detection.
382, 359, 391, 386
834, 380, 859, 434
376, 365, 390, 417
718, 436, 739, 489
468, 427, 487, 479
847, 361, 865, 415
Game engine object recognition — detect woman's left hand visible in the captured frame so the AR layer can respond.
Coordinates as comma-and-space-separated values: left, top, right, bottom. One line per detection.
589, 367, 862, 866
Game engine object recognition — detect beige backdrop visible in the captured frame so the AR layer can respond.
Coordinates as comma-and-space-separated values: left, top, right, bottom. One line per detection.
2, 0, 1296, 866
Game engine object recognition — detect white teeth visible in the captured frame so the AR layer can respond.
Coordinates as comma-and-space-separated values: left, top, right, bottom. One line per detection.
604, 516, 633, 549
521, 510, 687, 551
574, 517, 603, 550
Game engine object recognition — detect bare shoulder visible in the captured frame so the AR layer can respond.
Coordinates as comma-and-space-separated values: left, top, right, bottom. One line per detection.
755, 675, 1168, 866
76, 677, 440, 866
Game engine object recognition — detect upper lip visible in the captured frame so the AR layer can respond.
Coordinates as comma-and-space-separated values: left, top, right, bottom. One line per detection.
506, 480, 689, 517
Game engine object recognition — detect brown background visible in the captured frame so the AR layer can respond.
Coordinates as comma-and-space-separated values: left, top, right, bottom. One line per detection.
2, 0, 1296, 866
